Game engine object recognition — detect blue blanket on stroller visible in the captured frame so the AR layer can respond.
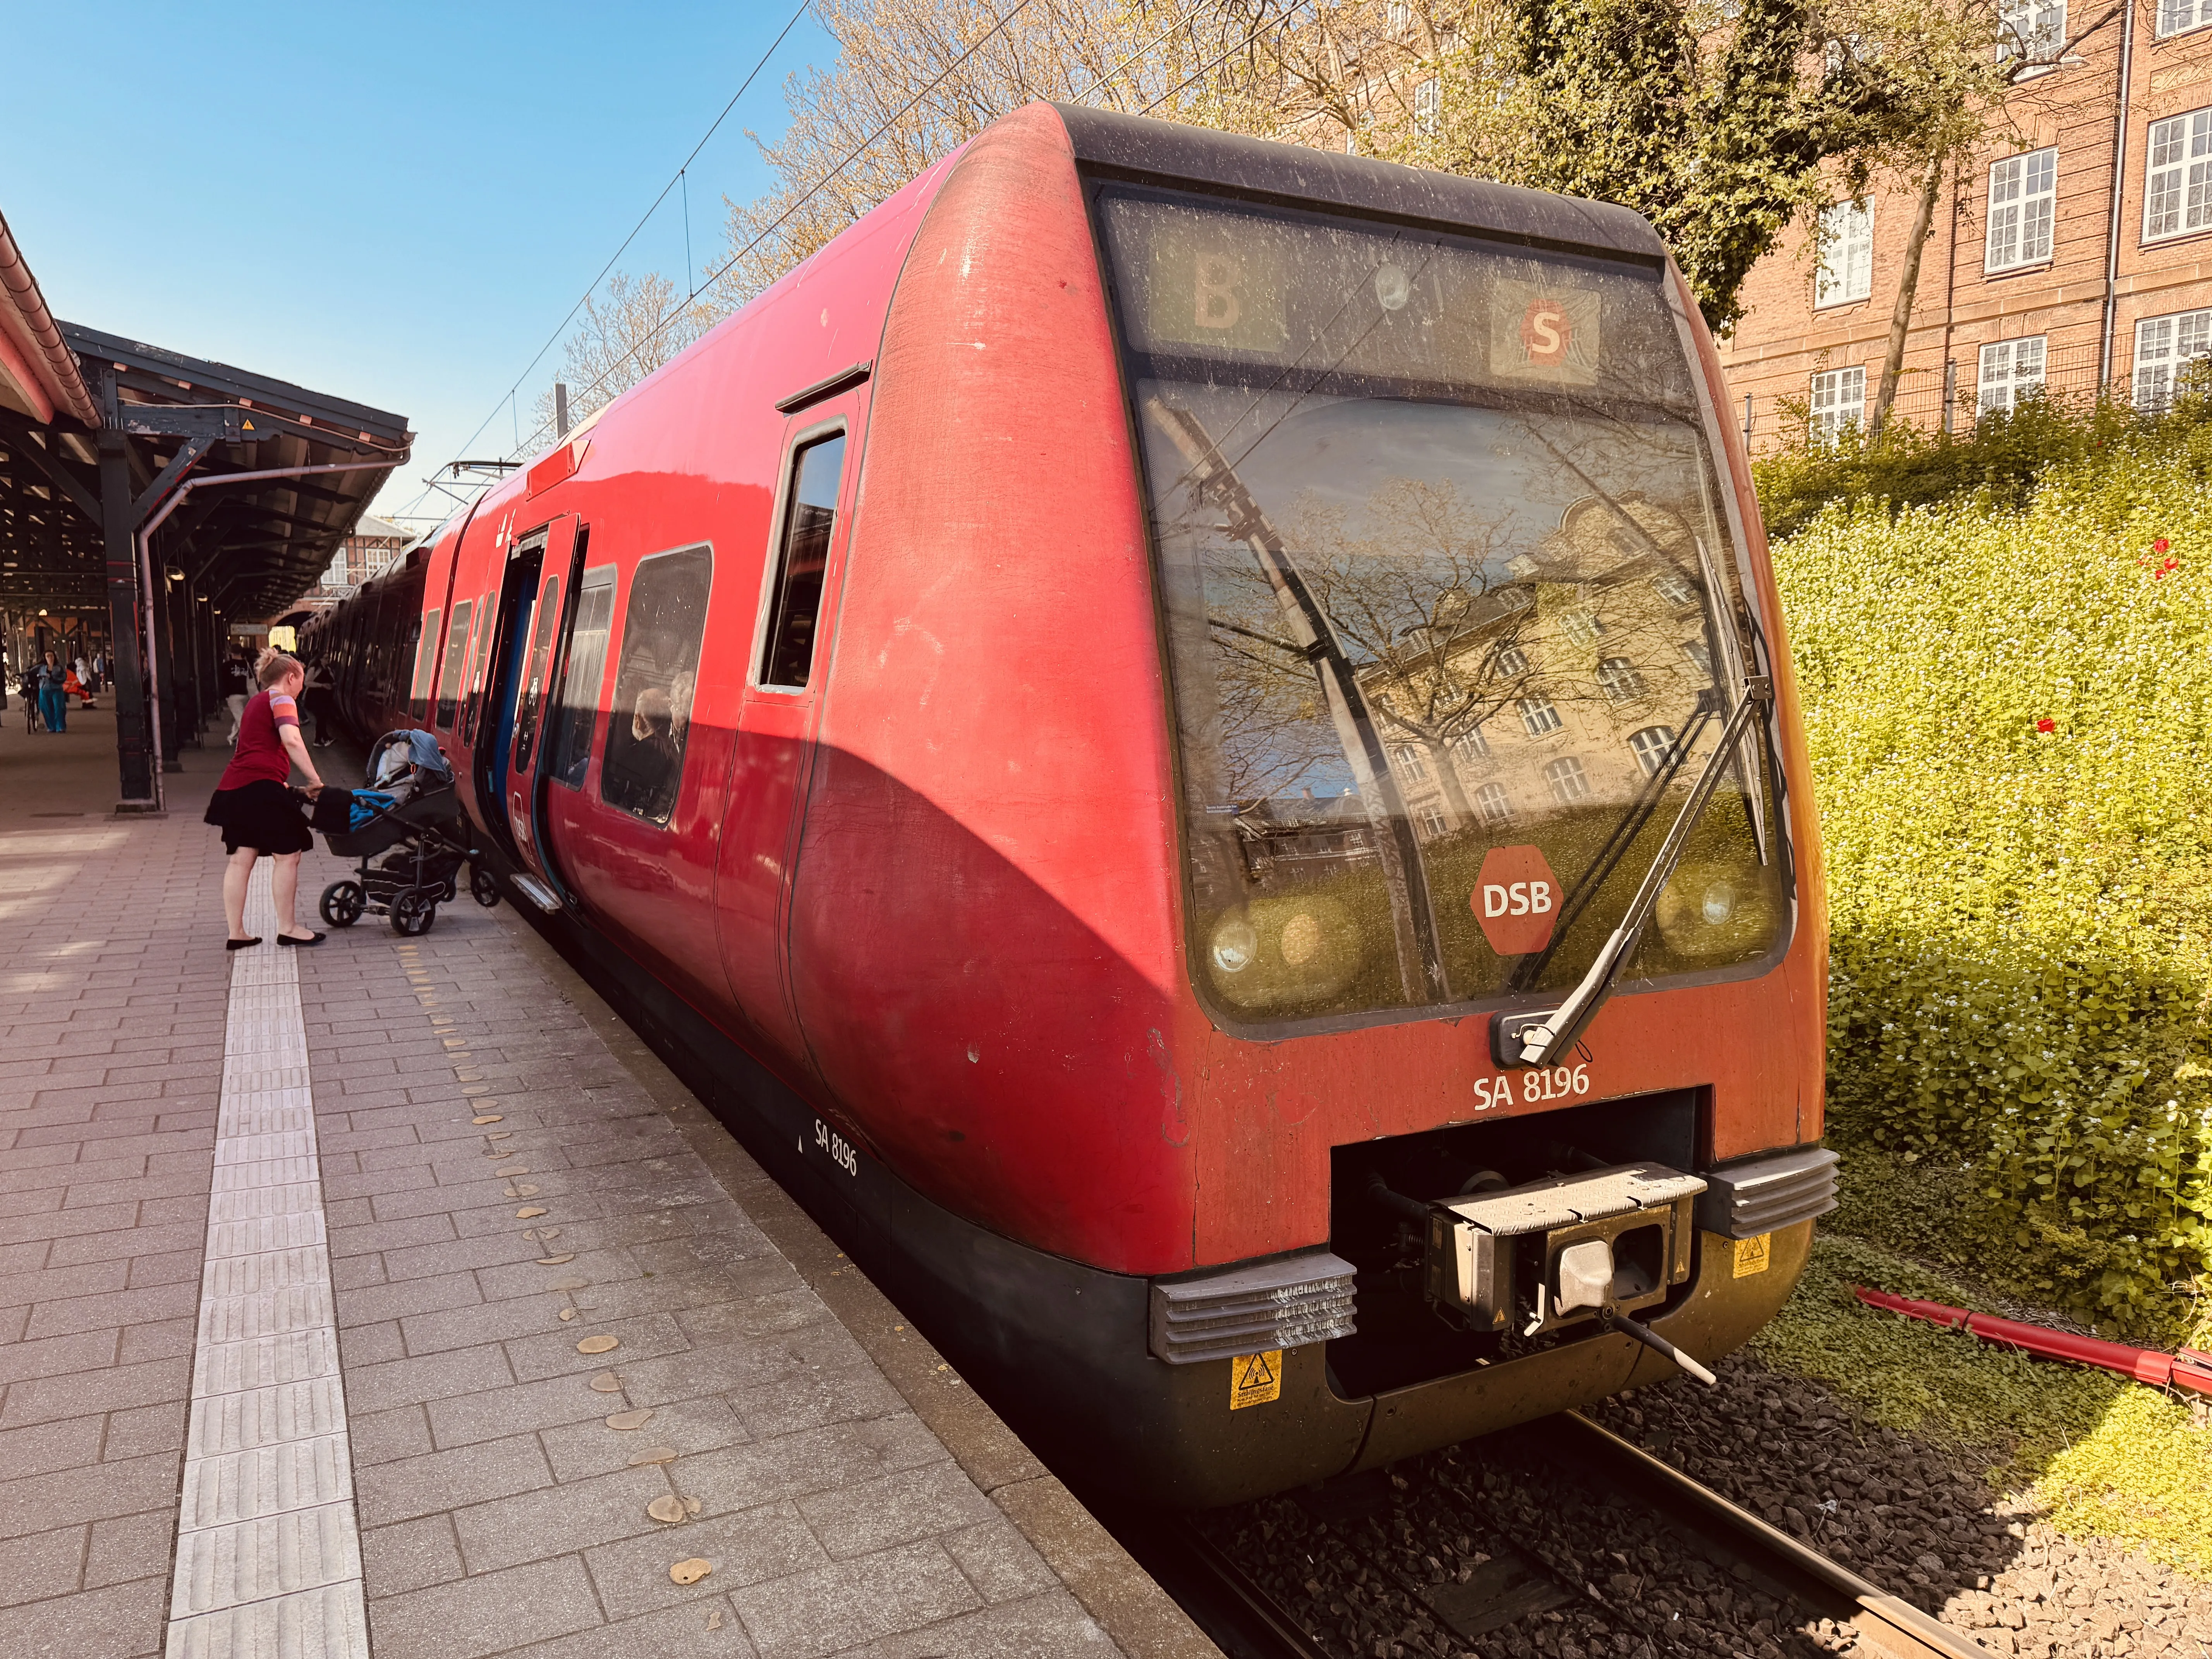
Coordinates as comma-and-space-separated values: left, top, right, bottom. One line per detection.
349, 789, 400, 830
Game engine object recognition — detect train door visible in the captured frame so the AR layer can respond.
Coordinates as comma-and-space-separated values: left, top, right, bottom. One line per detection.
470, 527, 548, 848
714, 405, 861, 1065
498, 522, 577, 878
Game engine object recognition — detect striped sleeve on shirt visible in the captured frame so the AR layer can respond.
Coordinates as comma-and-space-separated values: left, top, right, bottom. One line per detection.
269, 692, 300, 728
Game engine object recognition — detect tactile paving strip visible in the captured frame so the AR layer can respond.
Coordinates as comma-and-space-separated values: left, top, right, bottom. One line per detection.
165, 868, 368, 1657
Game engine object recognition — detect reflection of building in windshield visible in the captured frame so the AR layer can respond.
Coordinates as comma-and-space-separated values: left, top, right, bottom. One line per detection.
1355, 493, 1717, 844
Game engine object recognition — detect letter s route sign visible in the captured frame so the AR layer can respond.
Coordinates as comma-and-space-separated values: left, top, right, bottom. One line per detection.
1473, 845, 1561, 955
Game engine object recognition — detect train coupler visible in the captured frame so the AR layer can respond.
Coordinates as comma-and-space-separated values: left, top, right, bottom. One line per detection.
1420, 1163, 1706, 1339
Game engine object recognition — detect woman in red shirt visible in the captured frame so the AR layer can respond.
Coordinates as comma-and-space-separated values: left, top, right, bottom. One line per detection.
203, 650, 327, 948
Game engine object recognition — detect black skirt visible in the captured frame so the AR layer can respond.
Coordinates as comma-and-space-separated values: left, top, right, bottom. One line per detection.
204, 778, 314, 856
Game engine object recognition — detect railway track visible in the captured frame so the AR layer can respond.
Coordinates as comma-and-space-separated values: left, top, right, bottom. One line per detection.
1099, 1410, 1990, 1659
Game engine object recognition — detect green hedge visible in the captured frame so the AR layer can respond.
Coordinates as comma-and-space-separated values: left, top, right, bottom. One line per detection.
1771, 426, 2212, 1332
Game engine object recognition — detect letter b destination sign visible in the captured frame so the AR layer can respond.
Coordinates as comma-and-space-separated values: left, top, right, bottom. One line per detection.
1473, 845, 1560, 955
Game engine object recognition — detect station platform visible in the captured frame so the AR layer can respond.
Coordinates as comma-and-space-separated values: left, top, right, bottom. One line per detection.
0, 708, 1216, 1659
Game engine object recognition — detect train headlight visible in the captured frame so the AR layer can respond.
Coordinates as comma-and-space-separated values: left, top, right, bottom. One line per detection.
1202, 897, 1365, 1008
1374, 264, 1410, 312
1654, 860, 1777, 961
1211, 919, 1259, 974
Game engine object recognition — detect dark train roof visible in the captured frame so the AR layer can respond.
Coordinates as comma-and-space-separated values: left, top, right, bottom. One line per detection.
1052, 104, 1668, 269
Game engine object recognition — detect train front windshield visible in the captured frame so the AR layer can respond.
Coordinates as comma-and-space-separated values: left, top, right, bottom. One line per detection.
1097, 187, 1786, 1028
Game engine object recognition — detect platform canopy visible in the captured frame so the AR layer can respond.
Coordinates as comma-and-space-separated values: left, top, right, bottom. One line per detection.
0, 206, 411, 807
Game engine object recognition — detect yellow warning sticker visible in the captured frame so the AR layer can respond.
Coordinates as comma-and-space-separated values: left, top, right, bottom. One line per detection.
1733, 1233, 1772, 1278
1230, 1349, 1283, 1410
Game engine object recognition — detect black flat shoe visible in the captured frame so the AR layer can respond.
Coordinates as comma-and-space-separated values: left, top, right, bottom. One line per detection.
225, 937, 262, 950
277, 932, 326, 948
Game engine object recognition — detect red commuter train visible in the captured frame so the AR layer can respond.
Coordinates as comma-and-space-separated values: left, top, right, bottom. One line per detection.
306, 103, 1833, 1506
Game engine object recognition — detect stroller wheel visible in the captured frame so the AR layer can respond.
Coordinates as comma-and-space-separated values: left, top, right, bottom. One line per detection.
471, 866, 500, 908
391, 892, 438, 937
319, 881, 366, 929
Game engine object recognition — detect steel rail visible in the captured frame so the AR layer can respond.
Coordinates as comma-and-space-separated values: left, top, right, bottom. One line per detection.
1548, 1410, 1990, 1659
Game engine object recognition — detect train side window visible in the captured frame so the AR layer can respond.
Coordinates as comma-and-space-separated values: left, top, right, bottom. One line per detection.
459, 594, 496, 742
599, 546, 712, 824
510, 574, 563, 773
549, 569, 617, 790
407, 611, 439, 723
760, 432, 846, 689
434, 600, 472, 729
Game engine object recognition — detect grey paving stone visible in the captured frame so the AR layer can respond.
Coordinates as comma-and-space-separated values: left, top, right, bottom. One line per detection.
82, 1506, 175, 1588
495, 1595, 759, 1659
424, 1368, 625, 1451
679, 1416, 948, 1523
342, 1339, 515, 1412
582, 1502, 830, 1624
353, 1430, 555, 1527
450, 1461, 673, 1573
0, 1572, 168, 1659
853, 1590, 1119, 1658
101, 1398, 189, 1461
0, 1523, 89, 1608
727, 1538, 982, 1659
349, 1404, 435, 1467
0, 1449, 179, 1540
333, 1267, 482, 1328
503, 1312, 694, 1382
0, 1412, 105, 1480
361, 1513, 466, 1596
942, 1516, 1065, 1604
365, 1553, 605, 1659
0, 1355, 187, 1429
797, 1460, 1001, 1561
21, 1279, 199, 1341
540, 1393, 753, 1483
0, 1326, 119, 1387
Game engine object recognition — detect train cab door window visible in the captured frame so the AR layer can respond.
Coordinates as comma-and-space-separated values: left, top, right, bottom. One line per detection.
760, 433, 846, 689
434, 601, 472, 730
549, 569, 616, 790
600, 546, 712, 824
459, 592, 497, 743
510, 574, 563, 775
408, 611, 441, 723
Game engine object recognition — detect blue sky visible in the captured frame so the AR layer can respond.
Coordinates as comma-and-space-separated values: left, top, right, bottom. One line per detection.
0, 2, 828, 527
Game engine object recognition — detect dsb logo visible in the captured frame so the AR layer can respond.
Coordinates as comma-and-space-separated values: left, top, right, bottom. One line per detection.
1472, 845, 1560, 955
1481, 880, 1554, 919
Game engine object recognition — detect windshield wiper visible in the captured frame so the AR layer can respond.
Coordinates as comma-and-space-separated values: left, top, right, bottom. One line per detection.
1497, 676, 1772, 1070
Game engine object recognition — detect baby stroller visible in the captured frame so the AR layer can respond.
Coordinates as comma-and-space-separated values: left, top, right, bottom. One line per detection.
313, 731, 499, 936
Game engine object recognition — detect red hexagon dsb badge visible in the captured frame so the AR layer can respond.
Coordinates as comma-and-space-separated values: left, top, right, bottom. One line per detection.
1473, 845, 1560, 955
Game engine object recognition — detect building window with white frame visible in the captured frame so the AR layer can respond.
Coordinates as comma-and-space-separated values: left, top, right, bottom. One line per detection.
1392, 744, 1430, 782
2134, 308, 2212, 409
1987, 149, 2057, 270
1473, 781, 1513, 826
1978, 336, 2047, 412
1998, 0, 2066, 71
1417, 804, 1449, 838
1413, 77, 1441, 133
1628, 726, 1680, 778
1556, 609, 1606, 646
1651, 568, 1697, 607
2145, 109, 2212, 240
1595, 657, 1647, 702
1518, 696, 1563, 736
1809, 366, 1866, 444
1815, 201, 1874, 306
2159, 0, 2212, 34
1452, 727, 1489, 764
1491, 643, 1530, 677
1545, 756, 1591, 804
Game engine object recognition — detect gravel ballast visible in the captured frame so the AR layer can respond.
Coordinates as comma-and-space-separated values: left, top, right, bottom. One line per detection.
1196, 1350, 2212, 1658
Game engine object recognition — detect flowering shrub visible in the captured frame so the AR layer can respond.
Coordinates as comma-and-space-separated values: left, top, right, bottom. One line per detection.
1772, 438, 2212, 1331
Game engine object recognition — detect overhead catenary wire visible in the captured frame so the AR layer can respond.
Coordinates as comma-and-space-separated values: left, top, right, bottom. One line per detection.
499, 0, 1259, 464
392, 1, 810, 524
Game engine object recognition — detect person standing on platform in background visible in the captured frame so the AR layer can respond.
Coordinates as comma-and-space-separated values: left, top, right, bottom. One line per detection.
36, 651, 67, 734
204, 649, 326, 950
301, 657, 337, 748
17, 661, 39, 731
91, 650, 104, 692
221, 651, 252, 745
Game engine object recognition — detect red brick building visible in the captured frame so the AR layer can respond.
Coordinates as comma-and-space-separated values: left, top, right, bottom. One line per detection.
1723, 0, 2212, 446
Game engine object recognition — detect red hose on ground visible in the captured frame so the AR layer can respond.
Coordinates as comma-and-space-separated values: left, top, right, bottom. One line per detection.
1853, 1285, 2212, 1396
